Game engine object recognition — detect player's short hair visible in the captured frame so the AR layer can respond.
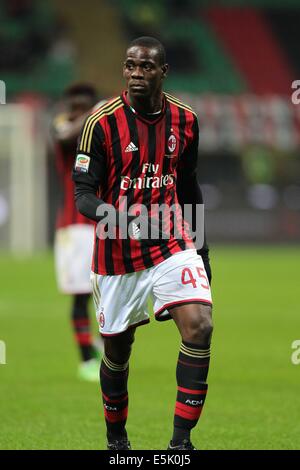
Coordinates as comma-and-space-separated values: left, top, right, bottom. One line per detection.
128, 36, 166, 65
64, 82, 98, 102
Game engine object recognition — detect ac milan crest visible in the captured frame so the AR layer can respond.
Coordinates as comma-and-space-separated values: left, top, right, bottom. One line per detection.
168, 134, 177, 153
99, 309, 105, 328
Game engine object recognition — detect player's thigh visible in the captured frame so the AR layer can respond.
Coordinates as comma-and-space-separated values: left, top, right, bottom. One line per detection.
91, 270, 152, 336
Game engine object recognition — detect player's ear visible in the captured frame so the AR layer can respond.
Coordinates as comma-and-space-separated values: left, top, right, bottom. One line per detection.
161, 64, 169, 79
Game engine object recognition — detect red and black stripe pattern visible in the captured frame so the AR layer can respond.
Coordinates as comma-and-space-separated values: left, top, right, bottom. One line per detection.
79, 92, 197, 275
100, 355, 129, 439
55, 143, 94, 229
72, 318, 92, 346
174, 341, 210, 431
72, 294, 94, 362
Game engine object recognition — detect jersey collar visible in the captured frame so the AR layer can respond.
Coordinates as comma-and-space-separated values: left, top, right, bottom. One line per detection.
121, 91, 166, 125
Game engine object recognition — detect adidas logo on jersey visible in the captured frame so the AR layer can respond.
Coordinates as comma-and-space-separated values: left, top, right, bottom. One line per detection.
131, 222, 141, 240
125, 142, 138, 152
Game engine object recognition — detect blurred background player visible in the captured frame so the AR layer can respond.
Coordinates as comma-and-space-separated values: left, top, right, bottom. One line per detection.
52, 83, 104, 382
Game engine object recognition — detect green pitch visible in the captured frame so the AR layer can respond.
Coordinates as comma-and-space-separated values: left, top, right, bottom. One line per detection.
0, 246, 299, 450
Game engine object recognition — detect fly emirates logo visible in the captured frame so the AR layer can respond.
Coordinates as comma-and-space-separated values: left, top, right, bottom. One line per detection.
120, 163, 175, 190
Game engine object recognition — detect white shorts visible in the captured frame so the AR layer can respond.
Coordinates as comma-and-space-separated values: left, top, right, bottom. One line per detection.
91, 249, 212, 336
54, 224, 94, 294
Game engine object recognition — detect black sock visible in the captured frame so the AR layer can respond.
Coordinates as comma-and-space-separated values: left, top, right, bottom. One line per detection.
72, 294, 94, 362
172, 340, 211, 444
100, 354, 129, 441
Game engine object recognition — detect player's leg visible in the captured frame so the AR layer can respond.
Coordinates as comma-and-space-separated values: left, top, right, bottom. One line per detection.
100, 328, 136, 450
72, 293, 101, 382
168, 302, 213, 449
71, 293, 94, 362
55, 225, 102, 380
93, 269, 152, 449
152, 249, 213, 449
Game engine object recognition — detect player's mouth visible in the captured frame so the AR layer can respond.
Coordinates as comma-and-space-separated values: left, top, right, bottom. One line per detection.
130, 82, 147, 91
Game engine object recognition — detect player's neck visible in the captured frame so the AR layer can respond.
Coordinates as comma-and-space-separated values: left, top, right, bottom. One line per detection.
127, 90, 163, 115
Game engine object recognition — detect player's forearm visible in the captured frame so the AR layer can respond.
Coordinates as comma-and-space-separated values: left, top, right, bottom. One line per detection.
75, 191, 105, 222
75, 184, 167, 245
176, 171, 203, 233
176, 173, 211, 283
75, 183, 134, 226
177, 174, 209, 251
177, 172, 203, 205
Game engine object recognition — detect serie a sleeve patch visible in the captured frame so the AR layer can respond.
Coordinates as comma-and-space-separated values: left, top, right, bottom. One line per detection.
75, 154, 91, 173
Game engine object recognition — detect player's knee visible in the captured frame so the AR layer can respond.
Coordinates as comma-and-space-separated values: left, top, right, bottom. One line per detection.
182, 306, 213, 345
104, 343, 133, 364
104, 329, 135, 364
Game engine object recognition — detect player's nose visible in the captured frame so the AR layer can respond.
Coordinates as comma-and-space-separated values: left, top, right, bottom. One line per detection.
131, 66, 144, 78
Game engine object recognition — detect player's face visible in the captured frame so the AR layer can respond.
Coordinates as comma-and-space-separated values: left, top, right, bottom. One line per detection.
67, 95, 93, 121
123, 46, 168, 98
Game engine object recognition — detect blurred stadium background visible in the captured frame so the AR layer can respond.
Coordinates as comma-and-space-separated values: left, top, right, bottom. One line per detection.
0, 0, 299, 450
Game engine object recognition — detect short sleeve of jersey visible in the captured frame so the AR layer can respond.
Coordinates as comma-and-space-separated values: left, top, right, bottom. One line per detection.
72, 119, 106, 187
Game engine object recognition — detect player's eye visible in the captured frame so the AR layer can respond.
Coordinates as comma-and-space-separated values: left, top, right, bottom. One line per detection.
125, 62, 133, 70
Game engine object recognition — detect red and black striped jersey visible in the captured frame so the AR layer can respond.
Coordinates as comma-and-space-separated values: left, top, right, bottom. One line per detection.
74, 91, 199, 275
53, 115, 94, 229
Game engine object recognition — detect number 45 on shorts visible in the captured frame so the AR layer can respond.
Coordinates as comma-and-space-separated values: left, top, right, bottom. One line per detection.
181, 266, 210, 290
